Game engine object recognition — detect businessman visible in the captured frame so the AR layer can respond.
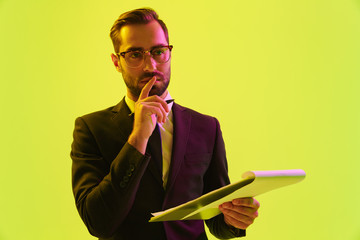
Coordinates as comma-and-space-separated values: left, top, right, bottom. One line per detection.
71, 8, 259, 240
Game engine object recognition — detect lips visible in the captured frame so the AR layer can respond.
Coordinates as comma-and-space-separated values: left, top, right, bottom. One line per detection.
140, 76, 161, 83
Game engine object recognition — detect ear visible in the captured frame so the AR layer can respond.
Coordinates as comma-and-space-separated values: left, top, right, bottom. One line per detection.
111, 53, 122, 73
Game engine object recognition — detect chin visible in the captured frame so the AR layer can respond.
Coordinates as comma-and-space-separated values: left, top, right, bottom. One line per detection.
149, 87, 166, 97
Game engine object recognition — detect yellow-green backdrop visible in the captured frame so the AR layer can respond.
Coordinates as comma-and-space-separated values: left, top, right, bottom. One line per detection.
1, 0, 360, 239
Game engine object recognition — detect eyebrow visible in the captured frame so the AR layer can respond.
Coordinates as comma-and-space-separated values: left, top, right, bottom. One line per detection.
125, 47, 143, 52
125, 44, 168, 52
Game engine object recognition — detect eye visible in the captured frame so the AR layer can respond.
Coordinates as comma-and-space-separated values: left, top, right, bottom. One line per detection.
152, 48, 166, 56
128, 51, 142, 59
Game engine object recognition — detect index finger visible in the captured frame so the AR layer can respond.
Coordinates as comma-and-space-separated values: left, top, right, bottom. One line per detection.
139, 76, 156, 100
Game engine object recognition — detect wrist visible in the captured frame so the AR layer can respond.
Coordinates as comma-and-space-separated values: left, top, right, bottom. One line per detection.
128, 132, 148, 155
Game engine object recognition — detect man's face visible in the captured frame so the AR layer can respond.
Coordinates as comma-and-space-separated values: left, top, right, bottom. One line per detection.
112, 20, 171, 100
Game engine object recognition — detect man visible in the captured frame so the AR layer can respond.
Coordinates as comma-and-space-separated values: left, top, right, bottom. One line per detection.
71, 8, 259, 240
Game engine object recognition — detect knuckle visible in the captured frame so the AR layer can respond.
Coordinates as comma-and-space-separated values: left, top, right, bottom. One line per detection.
247, 217, 255, 225
153, 95, 162, 101
240, 217, 253, 227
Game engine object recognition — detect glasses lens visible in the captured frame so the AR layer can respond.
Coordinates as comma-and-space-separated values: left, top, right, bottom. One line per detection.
151, 47, 171, 63
124, 51, 143, 68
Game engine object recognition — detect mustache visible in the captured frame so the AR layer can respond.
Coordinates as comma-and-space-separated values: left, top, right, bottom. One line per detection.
141, 71, 164, 80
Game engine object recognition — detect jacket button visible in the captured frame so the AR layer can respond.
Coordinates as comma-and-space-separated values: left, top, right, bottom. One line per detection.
129, 164, 135, 171
120, 181, 126, 188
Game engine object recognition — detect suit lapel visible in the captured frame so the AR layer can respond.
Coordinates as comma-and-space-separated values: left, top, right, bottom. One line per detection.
111, 98, 133, 140
165, 103, 191, 192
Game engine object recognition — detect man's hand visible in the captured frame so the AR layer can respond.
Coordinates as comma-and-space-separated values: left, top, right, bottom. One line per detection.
128, 77, 169, 154
219, 197, 260, 230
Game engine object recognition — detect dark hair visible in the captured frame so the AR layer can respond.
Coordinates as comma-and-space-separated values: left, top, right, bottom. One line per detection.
110, 8, 169, 53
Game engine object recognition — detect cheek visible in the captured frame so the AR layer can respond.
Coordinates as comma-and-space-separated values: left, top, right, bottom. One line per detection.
123, 68, 142, 79
159, 65, 171, 78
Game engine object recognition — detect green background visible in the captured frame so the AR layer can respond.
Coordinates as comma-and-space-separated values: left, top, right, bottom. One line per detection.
1, 0, 360, 239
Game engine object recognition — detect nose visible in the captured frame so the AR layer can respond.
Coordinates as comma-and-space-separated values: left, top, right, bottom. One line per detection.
143, 52, 157, 72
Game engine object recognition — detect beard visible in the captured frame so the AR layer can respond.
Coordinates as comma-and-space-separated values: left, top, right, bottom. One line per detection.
122, 68, 171, 98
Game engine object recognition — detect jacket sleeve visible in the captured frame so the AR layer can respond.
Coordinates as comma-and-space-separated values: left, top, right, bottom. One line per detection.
204, 117, 246, 239
71, 116, 150, 238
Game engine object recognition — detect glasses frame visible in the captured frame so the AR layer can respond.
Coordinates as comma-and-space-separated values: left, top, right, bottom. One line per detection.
116, 45, 173, 68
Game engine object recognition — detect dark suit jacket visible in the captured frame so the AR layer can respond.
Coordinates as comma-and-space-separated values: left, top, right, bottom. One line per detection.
71, 99, 245, 240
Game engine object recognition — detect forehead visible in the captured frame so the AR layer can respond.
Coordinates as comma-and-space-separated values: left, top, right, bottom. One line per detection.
119, 20, 168, 51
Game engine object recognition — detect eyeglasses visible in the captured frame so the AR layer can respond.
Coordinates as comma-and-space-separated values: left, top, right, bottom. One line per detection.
117, 45, 173, 68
